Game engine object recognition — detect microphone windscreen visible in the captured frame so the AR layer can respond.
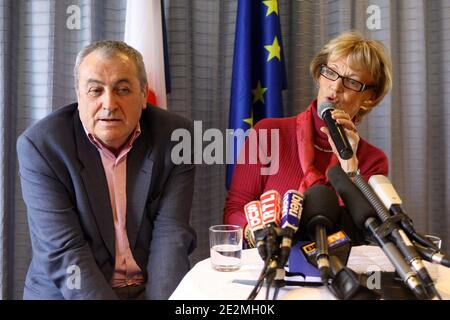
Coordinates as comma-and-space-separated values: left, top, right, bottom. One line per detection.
317, 101, 336, 120
326, 165, 377, 230
301, 184, 341, 234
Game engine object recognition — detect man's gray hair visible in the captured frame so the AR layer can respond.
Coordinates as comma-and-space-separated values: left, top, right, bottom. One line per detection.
74, 40, 147, 91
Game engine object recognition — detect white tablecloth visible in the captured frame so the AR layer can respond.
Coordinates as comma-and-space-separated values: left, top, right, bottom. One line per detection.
170, 246, 450, 300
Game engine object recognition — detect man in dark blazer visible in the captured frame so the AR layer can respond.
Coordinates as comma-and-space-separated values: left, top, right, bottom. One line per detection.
17, 41, 196, 299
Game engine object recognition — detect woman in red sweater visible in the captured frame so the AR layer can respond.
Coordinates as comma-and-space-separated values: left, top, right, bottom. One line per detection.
224, 32, 393, 246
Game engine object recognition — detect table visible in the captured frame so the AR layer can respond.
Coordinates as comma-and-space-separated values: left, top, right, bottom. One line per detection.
170, 246, 450, 300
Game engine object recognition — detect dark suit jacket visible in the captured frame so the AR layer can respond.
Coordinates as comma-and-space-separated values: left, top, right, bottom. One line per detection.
17, 103, 196, 299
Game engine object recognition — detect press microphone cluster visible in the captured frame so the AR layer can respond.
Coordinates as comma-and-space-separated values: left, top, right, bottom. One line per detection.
245, 185, 375, 300
327, 165, 442, 299
299, 185, 378, 299
244, 190, 304, 267
353, 174, 437, 295
369, 175, 450, 269
244, 189, 304, 299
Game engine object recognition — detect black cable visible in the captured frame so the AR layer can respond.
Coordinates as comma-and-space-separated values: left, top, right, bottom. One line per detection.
429, 285, 442, 300
272, 284, 280, 300
412, 232, 440, 251
263, 258, 278, 300
247, 256, 270, 300
247, 270, 265, 299
265, 272, 274, 300
247, 272, 264, 299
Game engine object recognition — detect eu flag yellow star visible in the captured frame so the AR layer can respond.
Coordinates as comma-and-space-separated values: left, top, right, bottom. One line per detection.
264, 36, 281, 62
243, 111, 254, 128
263, 0, 279, 16
252, 81, 268, 104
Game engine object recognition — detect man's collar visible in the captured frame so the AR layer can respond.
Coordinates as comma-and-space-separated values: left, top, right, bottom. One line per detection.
82, 123, 141, 154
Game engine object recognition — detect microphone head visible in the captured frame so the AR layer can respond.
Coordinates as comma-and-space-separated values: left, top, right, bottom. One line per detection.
281, 190, 304, 232
244, 200, 264, 233
301, 185, 341, 237
260, 190, 282, 226
327, 165, 377, 230
368, 175, 403, 208
318, 101, 336, 120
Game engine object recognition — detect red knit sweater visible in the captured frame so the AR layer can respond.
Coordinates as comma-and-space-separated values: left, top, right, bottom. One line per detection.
223, 99, 389, 229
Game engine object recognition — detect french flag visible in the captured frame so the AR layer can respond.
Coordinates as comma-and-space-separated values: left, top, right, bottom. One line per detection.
124, 0, 171, 109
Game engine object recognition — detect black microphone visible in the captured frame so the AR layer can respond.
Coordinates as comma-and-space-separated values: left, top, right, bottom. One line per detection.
260, 190, 282, 263
266, 190, 304, 296
326, 165, 427, 299
318, 101, 353, 160
352, 173, 439, 298
244, 200, 267, 260
302, 185, 342, 283
278, 190, 304, 268
300, 231, 379, 300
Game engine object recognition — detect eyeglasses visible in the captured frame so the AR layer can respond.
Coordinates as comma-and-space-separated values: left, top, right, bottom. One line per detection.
320, 65, 375, 92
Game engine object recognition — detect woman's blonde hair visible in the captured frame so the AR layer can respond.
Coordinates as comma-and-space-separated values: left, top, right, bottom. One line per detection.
310, 31, 392, 118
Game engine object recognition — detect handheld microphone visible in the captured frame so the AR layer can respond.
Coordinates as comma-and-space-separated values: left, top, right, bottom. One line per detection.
278, 190, 304, 268
244, 201, 267, 260
260, 190, 282, 261
352, 173, 438, 298
318, 101, 353, 160
327, 165, 427, 299
302, 185, 342, 283
368, 175, 440, 251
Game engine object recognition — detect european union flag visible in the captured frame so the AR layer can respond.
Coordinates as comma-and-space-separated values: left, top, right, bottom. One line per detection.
226, 0, 287, 189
